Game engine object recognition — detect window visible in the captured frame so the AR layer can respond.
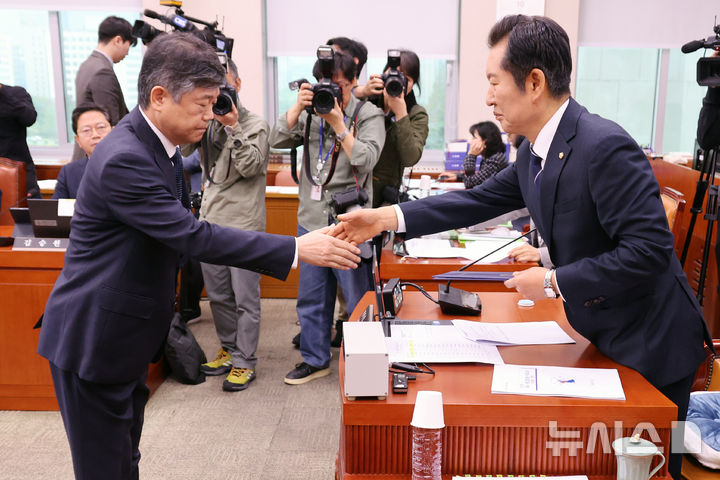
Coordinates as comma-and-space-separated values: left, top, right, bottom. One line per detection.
663, 49, 706, 153
576, 47, 660, 150
0, 10, 57, 147
0, 4, 141, 157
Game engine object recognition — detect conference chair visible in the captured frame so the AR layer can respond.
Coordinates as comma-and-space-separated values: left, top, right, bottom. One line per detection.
660, 186, 686, 255
273, 169, 297, 186
0, 158, 27, 225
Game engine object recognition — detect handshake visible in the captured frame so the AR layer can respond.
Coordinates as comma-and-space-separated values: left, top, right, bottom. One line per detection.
296, 207, 399, 269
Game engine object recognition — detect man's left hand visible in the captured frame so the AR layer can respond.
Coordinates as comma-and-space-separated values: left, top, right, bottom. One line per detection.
504, 267, 548, 301
214, 103, 239, 127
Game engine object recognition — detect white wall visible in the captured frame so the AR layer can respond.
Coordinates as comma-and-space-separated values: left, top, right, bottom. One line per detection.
457, 0, 579, 138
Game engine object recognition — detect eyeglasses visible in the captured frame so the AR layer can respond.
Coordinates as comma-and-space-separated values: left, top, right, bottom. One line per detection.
78, 123, 110, 137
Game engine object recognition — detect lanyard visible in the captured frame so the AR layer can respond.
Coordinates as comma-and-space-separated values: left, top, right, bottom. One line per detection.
315, 120, 335, 178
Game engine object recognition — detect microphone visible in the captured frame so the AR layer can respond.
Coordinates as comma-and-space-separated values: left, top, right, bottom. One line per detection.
681, 39, 706, 54
437, 228, 537, 316
143, 9, 197, 32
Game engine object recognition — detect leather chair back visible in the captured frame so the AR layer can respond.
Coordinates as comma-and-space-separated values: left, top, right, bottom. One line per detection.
0, 158, 27, 225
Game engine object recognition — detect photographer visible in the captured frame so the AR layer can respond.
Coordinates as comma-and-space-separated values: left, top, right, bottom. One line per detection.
269, 50, 385, 385
697, 52, 720, 151
354, 50, 429, 208
183, 58, 270, 392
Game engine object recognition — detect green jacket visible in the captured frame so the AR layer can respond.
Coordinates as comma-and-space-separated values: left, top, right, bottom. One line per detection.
371, 100, 428, 207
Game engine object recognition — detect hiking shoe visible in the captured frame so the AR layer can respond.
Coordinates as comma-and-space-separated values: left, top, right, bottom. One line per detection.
200, 348, 232, 376
222, 367, 256, 392
284, 362, 330, 385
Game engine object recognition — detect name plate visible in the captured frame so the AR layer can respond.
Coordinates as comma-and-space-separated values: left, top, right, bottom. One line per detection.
12, 237, 68, 251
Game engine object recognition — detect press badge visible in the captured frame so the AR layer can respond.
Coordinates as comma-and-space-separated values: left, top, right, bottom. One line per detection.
311, 184, 322, 201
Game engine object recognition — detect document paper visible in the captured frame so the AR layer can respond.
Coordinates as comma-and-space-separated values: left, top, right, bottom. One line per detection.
452, 320, 576, 345
403, 236, 522, 262
386, 324, 504, 364
491, 364, 625, 400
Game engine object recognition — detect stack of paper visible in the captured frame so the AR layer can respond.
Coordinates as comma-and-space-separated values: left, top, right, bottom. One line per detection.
386, 324, 504, 364
491, 364, 625, 400
452, 320, 575, 345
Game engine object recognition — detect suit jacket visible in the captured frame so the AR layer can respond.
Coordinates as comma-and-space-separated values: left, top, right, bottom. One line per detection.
38, 107, 295, 384
52, 156, 88, 199
401, 98, 711, 388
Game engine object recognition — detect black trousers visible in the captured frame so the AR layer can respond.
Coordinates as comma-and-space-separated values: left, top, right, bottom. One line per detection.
658, 371, 696, 480
50, 362, 149, 480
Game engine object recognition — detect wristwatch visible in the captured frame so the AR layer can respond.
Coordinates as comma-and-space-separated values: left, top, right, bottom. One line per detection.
336, 128, 350, 141
544, 268, 558, 298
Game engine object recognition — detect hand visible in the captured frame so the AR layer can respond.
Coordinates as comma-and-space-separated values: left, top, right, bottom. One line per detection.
214, 103, 238, 127
333, 206, 399, 244
438, 171, 459, 182
294, 83, 313, 112
508, 242, 541, 263
468, 137, 485, 156
385, 92, 408, 120
354, 75, 384, 98
504, 267, 548, 302
297, 226, 361, 270
317, 98, 345, 131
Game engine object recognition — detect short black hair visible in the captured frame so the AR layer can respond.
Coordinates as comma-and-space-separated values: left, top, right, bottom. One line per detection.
469, 121, 505, 158
98, 16, 136, 46
137, 33, 226, 109
488, 15, 571, 98
71, 104, 111, 134
327, 37, 367, 79
312, 51, 356, 83
384, 50, 421, 95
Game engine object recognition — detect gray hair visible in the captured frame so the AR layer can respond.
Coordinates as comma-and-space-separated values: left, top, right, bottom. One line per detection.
137, 33, 225, 108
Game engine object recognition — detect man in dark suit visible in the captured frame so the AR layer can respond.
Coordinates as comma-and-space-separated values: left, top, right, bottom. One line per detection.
53, 104, 112, 199
72, 16, 135, 161
335, 15, 711, 479
38, 33, 361, 480
0, 83, 40, 197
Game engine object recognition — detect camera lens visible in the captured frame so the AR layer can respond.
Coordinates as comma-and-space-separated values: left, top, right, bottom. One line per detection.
313, 89, 335, 114
385, 78, 404, 97
213, 93, 233, 116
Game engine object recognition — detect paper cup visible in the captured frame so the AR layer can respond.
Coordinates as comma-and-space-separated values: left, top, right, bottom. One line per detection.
411, 390, 445, 429
419, 175, 432, 191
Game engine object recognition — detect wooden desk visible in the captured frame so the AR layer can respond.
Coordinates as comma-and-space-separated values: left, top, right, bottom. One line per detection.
336, 291, 675, 479
0, 227, 166, 410
380, 249, 536, 292
261, 188, 299, 298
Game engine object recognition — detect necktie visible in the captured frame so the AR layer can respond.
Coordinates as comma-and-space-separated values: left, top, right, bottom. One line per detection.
172, 147, 184, 201
530, 152, 544, 232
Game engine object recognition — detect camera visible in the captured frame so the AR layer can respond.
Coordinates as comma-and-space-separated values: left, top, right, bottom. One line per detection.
682, 23, 720, 87
189, 191, 202, 210
134, 3, 234, 60
381, 50, 407, 97
212, 53, 237, 116
311, 46, 342, 114
330, 188, 368, 215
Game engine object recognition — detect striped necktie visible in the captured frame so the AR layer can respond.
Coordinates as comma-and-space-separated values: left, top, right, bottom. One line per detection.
171, 147, 184, 201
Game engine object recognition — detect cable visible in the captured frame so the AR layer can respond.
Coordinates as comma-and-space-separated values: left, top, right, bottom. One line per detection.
400, 282, 439, 304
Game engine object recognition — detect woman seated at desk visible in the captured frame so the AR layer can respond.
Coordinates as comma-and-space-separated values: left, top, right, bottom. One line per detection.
53, 104, 111, 199
441, 121, 508, 188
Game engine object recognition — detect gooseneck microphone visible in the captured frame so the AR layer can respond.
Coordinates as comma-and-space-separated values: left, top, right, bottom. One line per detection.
437, 228, 537, 316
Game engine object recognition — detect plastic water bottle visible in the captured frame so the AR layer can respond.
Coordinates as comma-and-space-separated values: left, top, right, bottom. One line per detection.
410, 391, 444, 480
411, 426, 442, 479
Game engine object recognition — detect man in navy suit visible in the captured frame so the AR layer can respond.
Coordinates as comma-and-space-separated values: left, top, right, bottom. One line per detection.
335, 15, 711, 479
53, 104, 112, 199
38, 33, 361, 480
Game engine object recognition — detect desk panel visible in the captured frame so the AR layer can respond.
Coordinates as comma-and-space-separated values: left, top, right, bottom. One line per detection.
0, 245, 166, 410
336, 292, 674, 479
261, 191, 299, 298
